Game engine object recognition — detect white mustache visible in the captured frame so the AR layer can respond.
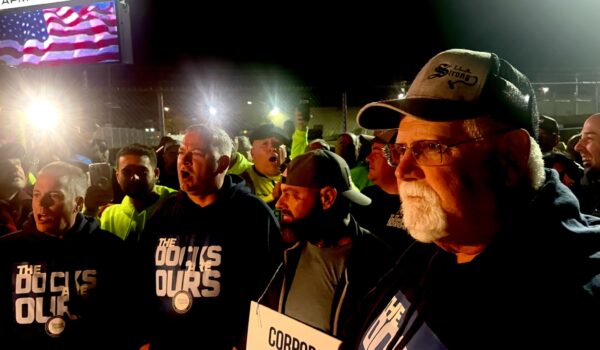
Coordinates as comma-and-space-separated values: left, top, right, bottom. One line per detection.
400, 181, 438, 200
398, 181, 448, 243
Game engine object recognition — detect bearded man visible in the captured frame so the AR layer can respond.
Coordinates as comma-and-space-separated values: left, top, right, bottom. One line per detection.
269, 149, 394, 341
345, 48, 600, 350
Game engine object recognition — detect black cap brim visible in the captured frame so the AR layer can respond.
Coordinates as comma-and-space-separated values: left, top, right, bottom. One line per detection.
249, 128, 291, 146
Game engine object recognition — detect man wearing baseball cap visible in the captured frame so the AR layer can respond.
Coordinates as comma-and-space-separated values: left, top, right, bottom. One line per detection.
229, 123, 290, 206
268, 149, 394, 341
538, 114, 561, 155
347, 49, 600, 349
351, 129, 412, 255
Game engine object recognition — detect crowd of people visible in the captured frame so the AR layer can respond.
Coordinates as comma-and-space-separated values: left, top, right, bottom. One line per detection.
0, 47, 599, 349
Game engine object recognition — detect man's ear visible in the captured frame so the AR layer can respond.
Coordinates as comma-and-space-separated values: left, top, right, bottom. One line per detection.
319, 186, 337, 210
114, 170, 121, 186
216, 155, 231, 174
74, 196, 84, 212
497, 128, 531, 186
154, 166, 160, 180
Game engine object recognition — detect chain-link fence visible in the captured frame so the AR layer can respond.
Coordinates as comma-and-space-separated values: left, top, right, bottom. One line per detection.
3, 65, 600, 147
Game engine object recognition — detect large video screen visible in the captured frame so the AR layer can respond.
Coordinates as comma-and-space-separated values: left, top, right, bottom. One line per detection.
0, 0, 132, 67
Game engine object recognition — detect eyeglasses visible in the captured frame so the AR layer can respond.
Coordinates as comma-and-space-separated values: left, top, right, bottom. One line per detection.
382, 128, 516, 167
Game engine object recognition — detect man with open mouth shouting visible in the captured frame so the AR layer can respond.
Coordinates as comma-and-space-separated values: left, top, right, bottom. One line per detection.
134, 124, 283, 350
0, 161, 127, 349
234, 123, 290, 207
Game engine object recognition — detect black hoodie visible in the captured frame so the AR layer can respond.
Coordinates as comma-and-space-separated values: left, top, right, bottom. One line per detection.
0, 213, 127, 350
347, 170, 600, 350
135, 174, 283, 350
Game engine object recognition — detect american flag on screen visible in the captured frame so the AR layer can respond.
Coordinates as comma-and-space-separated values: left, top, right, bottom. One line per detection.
0, 1, 119, 66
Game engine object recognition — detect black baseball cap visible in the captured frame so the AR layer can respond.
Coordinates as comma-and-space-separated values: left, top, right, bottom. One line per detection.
285, 149, 371, 206
249, 123, 290, 146
539, 114, 559, 135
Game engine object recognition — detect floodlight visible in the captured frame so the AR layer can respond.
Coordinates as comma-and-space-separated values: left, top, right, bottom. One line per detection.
269, 107, 280, 116
26, 99, 59, 130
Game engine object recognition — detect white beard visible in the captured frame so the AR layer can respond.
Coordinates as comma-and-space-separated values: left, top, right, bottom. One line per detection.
399, 181, 449, 243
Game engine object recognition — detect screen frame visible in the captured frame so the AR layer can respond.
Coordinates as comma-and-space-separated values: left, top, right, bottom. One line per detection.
0, 0, 133, 66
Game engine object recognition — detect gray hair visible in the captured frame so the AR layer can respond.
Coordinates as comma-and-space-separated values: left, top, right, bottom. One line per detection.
464, 118, 545, 190
38, 161, 88, 198
527, 136, 545, 190
185, 124, 233, 159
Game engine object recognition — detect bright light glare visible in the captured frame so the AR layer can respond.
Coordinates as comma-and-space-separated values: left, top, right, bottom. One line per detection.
541, 87, 550, 94
398, 87, 406, 99
269, 107, 280, 116
26, 100, 59, 129
209, 107, 217, 116
267, 107, 286, 126
247, 101, 253, 105
164, 107, 170, 112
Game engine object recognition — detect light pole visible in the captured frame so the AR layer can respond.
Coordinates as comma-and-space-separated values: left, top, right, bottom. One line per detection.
157, 91, 166, 137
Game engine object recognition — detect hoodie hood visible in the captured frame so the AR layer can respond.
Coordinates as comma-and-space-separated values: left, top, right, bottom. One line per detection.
68, 213, 100, 236
30, 213, 100, 241
528, 169, 600, 245
218, 174, 251, 201
491, 169, 600, 250
479, 169, 600, 294
175, 174, 253, 211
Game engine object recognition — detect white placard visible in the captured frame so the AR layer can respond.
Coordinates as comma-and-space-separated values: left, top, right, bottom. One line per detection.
247, 301, 342, 350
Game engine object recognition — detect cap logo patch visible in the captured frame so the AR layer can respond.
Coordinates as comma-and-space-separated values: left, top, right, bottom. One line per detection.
428, 63, 479, 89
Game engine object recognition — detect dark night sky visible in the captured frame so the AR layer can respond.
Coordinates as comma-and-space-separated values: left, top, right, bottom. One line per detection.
128, 0, 600, 89
5, 0, 598, 116
2, 0, 600, 130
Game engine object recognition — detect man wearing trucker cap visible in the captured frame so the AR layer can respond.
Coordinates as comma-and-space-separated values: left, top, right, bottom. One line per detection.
346, 48, 600, 349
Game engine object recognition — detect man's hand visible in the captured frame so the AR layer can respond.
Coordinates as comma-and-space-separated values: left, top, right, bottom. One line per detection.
295, 111, 308, 131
